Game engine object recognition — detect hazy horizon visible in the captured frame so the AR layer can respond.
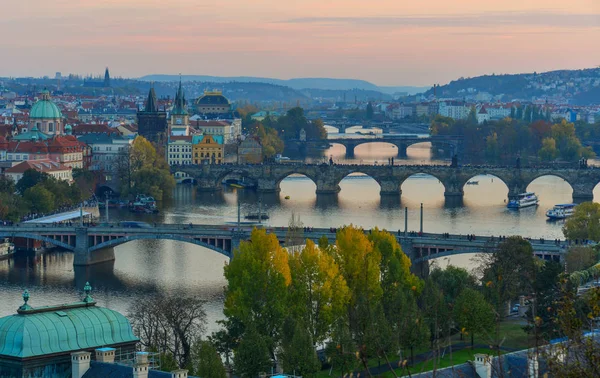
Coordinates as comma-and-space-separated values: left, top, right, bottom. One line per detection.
1, 0, 599, 86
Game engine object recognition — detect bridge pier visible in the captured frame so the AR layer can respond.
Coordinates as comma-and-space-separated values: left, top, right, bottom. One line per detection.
73, 227, 116, 266
196, 179, 222, 192
316, 182, 341, 194
344, 144, 356, 158
572, 191, 594, 203
380, 180, 402, 196
395, 143, 408, 158
257, 180, 281, 193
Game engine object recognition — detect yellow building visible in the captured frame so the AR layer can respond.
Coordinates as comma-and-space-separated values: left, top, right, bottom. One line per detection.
192, 134, 224, 164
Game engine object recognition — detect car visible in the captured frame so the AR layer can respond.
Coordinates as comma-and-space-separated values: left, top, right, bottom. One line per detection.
119, 221, 152, 229
511, 304, 520, 313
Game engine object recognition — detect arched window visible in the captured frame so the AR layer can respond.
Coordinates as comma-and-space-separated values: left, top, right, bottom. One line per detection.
48, 122, 54, 132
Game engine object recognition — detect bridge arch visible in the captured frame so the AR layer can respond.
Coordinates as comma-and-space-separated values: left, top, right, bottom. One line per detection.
400, 172, 446, 199
336, 171, 385, 195
274, 171, 319, 193
88, 234, 232, 258
525, 173, 574, 201
461, 174, 510, 202
0, 232, 75, 251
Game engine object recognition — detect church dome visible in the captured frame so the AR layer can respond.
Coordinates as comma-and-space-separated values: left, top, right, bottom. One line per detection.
195, 91, 230, 106
29, 90, 63, 119
0, 288, 139, 359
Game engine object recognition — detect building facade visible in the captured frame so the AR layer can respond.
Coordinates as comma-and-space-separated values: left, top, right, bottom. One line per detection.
167, 135, 193, 166
192, 134, 224, 164
237, 137, 262, 164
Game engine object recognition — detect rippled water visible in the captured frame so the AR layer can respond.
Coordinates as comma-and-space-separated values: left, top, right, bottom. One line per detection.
0, 142, 596, 331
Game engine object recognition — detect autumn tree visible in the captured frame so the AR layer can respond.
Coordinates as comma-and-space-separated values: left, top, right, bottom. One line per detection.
224, 228, 291, 358
563, 202, 600, 242
538, 137, 559, 161
287, 239, 350, 346
565, 246, 600, 273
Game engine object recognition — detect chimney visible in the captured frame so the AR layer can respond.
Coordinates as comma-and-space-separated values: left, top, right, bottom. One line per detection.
528, 353, 539, 377
133, 352, 150, 378
171, 369, 188, 378
71, 351, 91, 378
95, 347, 116, 363
473, 353, 492, 378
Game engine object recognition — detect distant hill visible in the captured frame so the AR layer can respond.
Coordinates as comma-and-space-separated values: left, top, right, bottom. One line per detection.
424, 68, 600, 105
139, 74, 430, 95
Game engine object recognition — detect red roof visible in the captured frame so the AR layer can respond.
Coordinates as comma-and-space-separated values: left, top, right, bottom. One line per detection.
72, 124, 118, 135
6, 160, 71, 174
194, 120, 230, 127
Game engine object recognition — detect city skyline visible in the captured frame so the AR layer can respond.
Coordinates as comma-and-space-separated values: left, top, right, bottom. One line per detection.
1, 0, 599, 86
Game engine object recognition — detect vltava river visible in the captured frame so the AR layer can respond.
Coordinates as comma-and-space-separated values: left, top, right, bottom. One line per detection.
0, 142, 595, 332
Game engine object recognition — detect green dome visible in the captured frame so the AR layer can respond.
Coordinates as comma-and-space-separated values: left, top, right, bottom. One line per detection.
0, 302, 139, 358
29, 90, 62, 119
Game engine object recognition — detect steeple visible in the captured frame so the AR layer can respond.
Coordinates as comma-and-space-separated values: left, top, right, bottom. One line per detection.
104, 67, 111, 87
172, 78, 188, 116
144, 85, 158, 112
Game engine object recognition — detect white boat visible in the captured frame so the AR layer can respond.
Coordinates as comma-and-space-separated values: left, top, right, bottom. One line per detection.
546, 203, 576, 220
507, 192, 539, 209
0, 238, 15, 260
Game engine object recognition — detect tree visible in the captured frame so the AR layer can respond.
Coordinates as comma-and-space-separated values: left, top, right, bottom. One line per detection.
565, 246, 600, 273
288, 239, 349, 345
430, 265, 477, 306
233, 326, 272, 378
481, 236, 536, 315
0, 175, 15, 194
563, 202, 600, 241
23, 184, 55, 213
224, 228, 291, 358
539, 137, 559, 161
325, 322, 358, 377
16, 169, 48, 194
285, 212, 304, 252
209, 318, 244, 369
279, 321, 320, 378
453, 288, 495, 347
189, 340, 227, 378
128, 295, 207, 368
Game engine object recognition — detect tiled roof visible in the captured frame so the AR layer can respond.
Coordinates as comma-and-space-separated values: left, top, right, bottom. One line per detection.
72, 124, 117, 135
5, 160, 71, 174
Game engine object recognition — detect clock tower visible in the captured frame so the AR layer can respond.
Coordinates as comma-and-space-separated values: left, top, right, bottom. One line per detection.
169, 80, 189, 136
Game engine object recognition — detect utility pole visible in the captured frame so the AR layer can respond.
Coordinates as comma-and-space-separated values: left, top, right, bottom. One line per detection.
105, 192, 110, 223
404, 207, 408, 237
420, 203, 424, 234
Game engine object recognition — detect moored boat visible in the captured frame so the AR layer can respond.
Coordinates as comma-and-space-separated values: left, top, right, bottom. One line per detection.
507, 192, 539, 209
546, 203, 576, 220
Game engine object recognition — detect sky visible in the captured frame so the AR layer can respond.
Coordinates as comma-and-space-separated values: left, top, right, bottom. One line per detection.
1, 0, 599, 86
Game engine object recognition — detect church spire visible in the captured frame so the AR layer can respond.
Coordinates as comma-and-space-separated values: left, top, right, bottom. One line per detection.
104, 67, 111, 87
144, 84, 158, 112
172, 77, 188, 116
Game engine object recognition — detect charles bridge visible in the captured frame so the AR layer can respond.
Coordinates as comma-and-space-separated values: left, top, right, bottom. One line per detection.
175, 163, 600, 201
0, 223, 566, 275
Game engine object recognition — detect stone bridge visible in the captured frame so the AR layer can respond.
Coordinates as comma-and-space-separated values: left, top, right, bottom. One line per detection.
313, 135, 463, 158
175, 163, 600, 201
0, 224, 567, 273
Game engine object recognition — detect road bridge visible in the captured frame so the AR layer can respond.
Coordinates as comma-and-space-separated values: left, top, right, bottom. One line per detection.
175, 163, 600, 201
322, 135, 463, 158
0, 224, 567, 273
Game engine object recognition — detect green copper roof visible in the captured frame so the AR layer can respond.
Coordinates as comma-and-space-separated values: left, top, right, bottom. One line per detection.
30, 90, 62, 119
12, 125, 51, 141
0, 288, 138, 359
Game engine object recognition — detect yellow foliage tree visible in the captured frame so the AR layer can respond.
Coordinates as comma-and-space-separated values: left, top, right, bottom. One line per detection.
288, 239, 350, 345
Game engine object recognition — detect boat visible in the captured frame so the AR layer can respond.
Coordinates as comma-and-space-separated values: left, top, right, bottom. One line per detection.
466, 181, 479, 185
244, 212, 269, 220
222, 178, 256, 189
284, 196, 290, 200
546, 203, 576, 220
0, 238, 15, 260
129, 195, 159, 213
507, 192, 539, 209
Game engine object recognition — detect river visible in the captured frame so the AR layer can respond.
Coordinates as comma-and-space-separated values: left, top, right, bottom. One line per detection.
0, 141, 595, 333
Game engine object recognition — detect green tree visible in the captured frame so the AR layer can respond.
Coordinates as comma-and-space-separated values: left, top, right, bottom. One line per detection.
16, 169, 48, 194
234, 326, 272, 378
0, 175, 15, 194
565, 246, 600, 273
209, 318, 244, 369
453, 288, 495, 346
189, 340, 227, 378
279, 321, 320, 378
23, 184, 55, 213
224, 229, 291, 358
481, 236, 536, 315
563, 202, 600, 241
325, 322, 358, 377
430, 265, 477, 306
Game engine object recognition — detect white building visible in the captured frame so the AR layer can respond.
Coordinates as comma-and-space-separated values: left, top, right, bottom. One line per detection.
167, 135, 193, 166
477, 107, 490, 124
5, 160, 72, 183
438, 101, 470, 120
77, 133, 132, 182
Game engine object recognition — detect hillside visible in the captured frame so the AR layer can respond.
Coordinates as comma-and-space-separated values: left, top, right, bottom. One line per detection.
424, 68, 600, 105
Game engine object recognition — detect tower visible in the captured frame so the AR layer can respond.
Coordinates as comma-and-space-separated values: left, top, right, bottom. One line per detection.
103, 67, 111, 87
137, 86, 167, 143
169, 79, 190, 135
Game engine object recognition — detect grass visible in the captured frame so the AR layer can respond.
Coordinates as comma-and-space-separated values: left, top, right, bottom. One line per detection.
317, 319, 532, 377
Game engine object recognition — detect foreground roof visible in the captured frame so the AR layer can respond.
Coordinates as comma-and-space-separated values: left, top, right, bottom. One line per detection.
0, 286, 139, 359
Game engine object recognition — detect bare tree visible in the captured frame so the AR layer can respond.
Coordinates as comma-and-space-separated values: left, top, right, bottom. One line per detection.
285, 211, 304, 253
129, 295, 207, 368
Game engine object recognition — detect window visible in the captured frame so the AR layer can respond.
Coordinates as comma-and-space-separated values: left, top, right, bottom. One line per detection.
48, 122, 54, 132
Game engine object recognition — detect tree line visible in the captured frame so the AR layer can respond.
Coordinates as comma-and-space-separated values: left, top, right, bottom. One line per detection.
431, 112, 598, 164
129, 220, 600, 377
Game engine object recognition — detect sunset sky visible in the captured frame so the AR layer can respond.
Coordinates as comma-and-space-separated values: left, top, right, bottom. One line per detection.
1, 0, 599, 86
